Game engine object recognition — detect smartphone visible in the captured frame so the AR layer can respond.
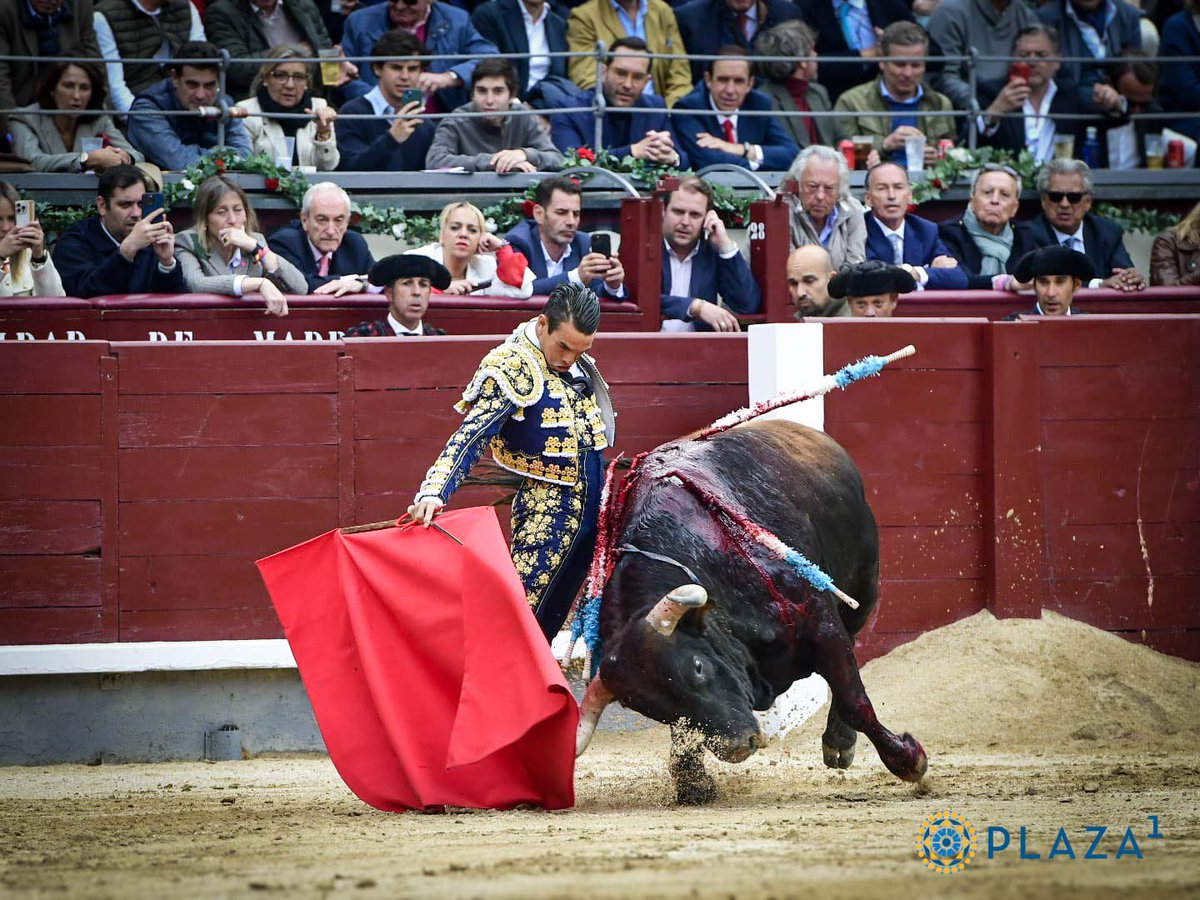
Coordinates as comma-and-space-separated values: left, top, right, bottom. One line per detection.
141, 191, 165, 217
14, 199, 33, 228
591, 233, 612, 258
471, 279, 492, 293
400, 88, 424, 109
1008, 61, 1031, 82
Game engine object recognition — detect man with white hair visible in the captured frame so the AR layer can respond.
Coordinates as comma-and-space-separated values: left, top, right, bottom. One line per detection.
784, 144, 867, 270
269, 182, 377, 295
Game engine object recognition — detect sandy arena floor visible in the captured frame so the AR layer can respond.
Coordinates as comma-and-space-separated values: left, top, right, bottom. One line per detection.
2, 612, 1198, 899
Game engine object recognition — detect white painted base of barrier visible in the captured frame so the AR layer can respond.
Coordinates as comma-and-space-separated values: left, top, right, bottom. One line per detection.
746, 323, 826, 431
0, 639, 297, 676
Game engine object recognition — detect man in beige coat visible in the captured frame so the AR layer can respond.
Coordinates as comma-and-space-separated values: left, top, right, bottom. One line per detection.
782, 144, 867, 271
566, 0, 692, 107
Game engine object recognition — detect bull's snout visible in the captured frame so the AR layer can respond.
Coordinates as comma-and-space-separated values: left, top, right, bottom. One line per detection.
706, 725, 767, 763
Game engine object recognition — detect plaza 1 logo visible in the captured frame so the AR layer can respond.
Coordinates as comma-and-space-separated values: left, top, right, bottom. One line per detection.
916, 811, 1165, 872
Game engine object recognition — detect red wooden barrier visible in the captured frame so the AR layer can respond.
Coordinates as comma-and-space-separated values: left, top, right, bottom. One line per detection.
1, 320, 1196, 660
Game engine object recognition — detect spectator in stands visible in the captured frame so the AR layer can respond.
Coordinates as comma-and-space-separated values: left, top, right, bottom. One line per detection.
53, 164, 185, 298
426, 59, 563, 173
938, 163, 1032, 290
863, 161, 967, 289
675, 0, 806, 86
343, 254, 450, 336
1017, 158, 1145, 291
1006, 245, 1094, 316
505, 176, 627, 299
408, 201, 536, 298
673, 49, 799, 171
783, 144, 867, 269
976, 25, 1081, 163
204, 0, 354, 102
94, 0, 205, 113
1036, 0, 1142, 113
174, 174, 306, 316
566, 0, 693, 107
753, 20, 842, 151
928, 0, 1038, 111
272, 183, 377, 294
659, 175, 761, 332
1159, 0, 1200, 144
126, 41, 252, 171
471, 0, 569, 100
801, 0, 916, 102
0, 182, 65, 297
0, 0, 100, 113
787, 244, 849, 317
835, 21, 955, 165
230, 46, 339, 172
10, 60, 144, 172
336, 31, 436, 172
1095, 52, 1166, 169
342, 0, 495, 108
830, 258, 915, 317
1150, 200, 1200, 286
549, 37, 685, 167
835, 22, 955, 166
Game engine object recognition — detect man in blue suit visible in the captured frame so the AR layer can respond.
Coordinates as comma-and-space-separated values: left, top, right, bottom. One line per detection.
472, 0, 568, 100
53, 165, 185, 299
505, 176, 627, 299
660, 176, 762, 331
863, 161, 967, 290
269, 183, 377, 295
336, 31, 437, 172
341, 0, 496, 107
675, 0, 806, 84
673, 49, 799, 172
549, 37, 686, 167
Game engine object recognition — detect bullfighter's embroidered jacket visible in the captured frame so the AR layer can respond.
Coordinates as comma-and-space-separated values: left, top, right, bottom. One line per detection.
416, 319, 615, 504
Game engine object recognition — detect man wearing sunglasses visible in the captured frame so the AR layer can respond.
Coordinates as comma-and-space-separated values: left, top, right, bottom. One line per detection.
342, 0, 497, 108
1016, 158, 1145, 292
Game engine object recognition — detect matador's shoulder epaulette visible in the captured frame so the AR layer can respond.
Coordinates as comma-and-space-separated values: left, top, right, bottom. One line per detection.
455, 338, 546, 414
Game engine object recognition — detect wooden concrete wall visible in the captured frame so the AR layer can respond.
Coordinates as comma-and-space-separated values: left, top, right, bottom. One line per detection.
1, 320, 1196, 661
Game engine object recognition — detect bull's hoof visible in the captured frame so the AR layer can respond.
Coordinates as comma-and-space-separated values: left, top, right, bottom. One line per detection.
675, 773, 718, 806
822, 741, 855, 770
881, 733, 929, 783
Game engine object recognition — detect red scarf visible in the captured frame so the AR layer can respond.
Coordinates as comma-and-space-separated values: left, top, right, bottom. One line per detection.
785, 79, 820, 147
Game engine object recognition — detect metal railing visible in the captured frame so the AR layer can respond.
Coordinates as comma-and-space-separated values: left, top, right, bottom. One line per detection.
3, 45, 1198, 163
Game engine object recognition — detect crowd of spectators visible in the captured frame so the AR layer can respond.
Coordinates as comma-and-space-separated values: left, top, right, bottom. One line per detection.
0, 0, 1197, 318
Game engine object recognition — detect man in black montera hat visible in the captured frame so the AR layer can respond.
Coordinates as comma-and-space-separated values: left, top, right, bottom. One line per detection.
1004, 245, 1094, 318
829, 259, 917, 318
344, 254, 449, 337
408, 283, 616, 639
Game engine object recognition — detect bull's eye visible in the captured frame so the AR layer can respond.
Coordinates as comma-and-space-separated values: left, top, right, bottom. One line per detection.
693, 658, 704, 678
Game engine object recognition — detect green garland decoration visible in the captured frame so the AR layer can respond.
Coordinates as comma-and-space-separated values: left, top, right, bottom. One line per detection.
27, 145, 1175, 241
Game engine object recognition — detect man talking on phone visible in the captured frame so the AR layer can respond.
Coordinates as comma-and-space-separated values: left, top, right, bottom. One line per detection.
504, 176, 626, 299
53, 165, 185, 299
660, 175, 761, 332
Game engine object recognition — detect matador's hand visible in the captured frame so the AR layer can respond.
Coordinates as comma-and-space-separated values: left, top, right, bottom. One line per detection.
408, 497, 444, 526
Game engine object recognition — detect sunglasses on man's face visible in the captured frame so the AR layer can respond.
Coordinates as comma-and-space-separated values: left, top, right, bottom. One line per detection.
1043, 190, 1088, 204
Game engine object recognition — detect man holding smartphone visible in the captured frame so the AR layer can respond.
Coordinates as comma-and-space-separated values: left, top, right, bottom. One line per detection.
53, 165, 185, 298
337, 31, 436, 171
504, 176, 626, 299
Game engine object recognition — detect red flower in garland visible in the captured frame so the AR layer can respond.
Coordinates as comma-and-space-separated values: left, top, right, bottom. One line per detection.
930, 177, 943, 189
906, 202, 918, 214
265, 177, 280, 192
576, 147, 596, 163
732, 213, 744, 225
214, 158, 226, 172
521, 198, 537, 218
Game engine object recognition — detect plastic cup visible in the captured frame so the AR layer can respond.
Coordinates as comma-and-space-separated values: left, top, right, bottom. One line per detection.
274, 136, 296, 171
904, 134, 926, 173
1053, 134, 1075, 160
852, 135, 873, 169
319, 49, 342, 87
1145, 133, 1164, 170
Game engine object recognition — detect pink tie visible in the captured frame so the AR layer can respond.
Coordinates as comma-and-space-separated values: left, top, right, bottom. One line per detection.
722, 119, 736, 144
318, 253, 331, 277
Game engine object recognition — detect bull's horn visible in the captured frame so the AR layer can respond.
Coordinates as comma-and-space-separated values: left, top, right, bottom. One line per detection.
576, 675, 613, 757
645, 583, 708, 637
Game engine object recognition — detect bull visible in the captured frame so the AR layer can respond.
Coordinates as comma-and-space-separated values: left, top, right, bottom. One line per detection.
574, 419, 928, 804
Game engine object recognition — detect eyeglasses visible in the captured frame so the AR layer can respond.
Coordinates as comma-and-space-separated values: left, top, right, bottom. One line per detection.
1043, 190, 1088, 204
269, 71, 310, 84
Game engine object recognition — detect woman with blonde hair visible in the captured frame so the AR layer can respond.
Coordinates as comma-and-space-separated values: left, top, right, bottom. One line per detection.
174, 174, 307, 316
0, 182, 64, 297
1150, 200, 1200, 286
407, 201, 534, 298
230, 46, 338, 171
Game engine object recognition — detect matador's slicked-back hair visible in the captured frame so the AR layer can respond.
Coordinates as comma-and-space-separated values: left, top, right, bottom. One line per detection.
544, 282, 601, 335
